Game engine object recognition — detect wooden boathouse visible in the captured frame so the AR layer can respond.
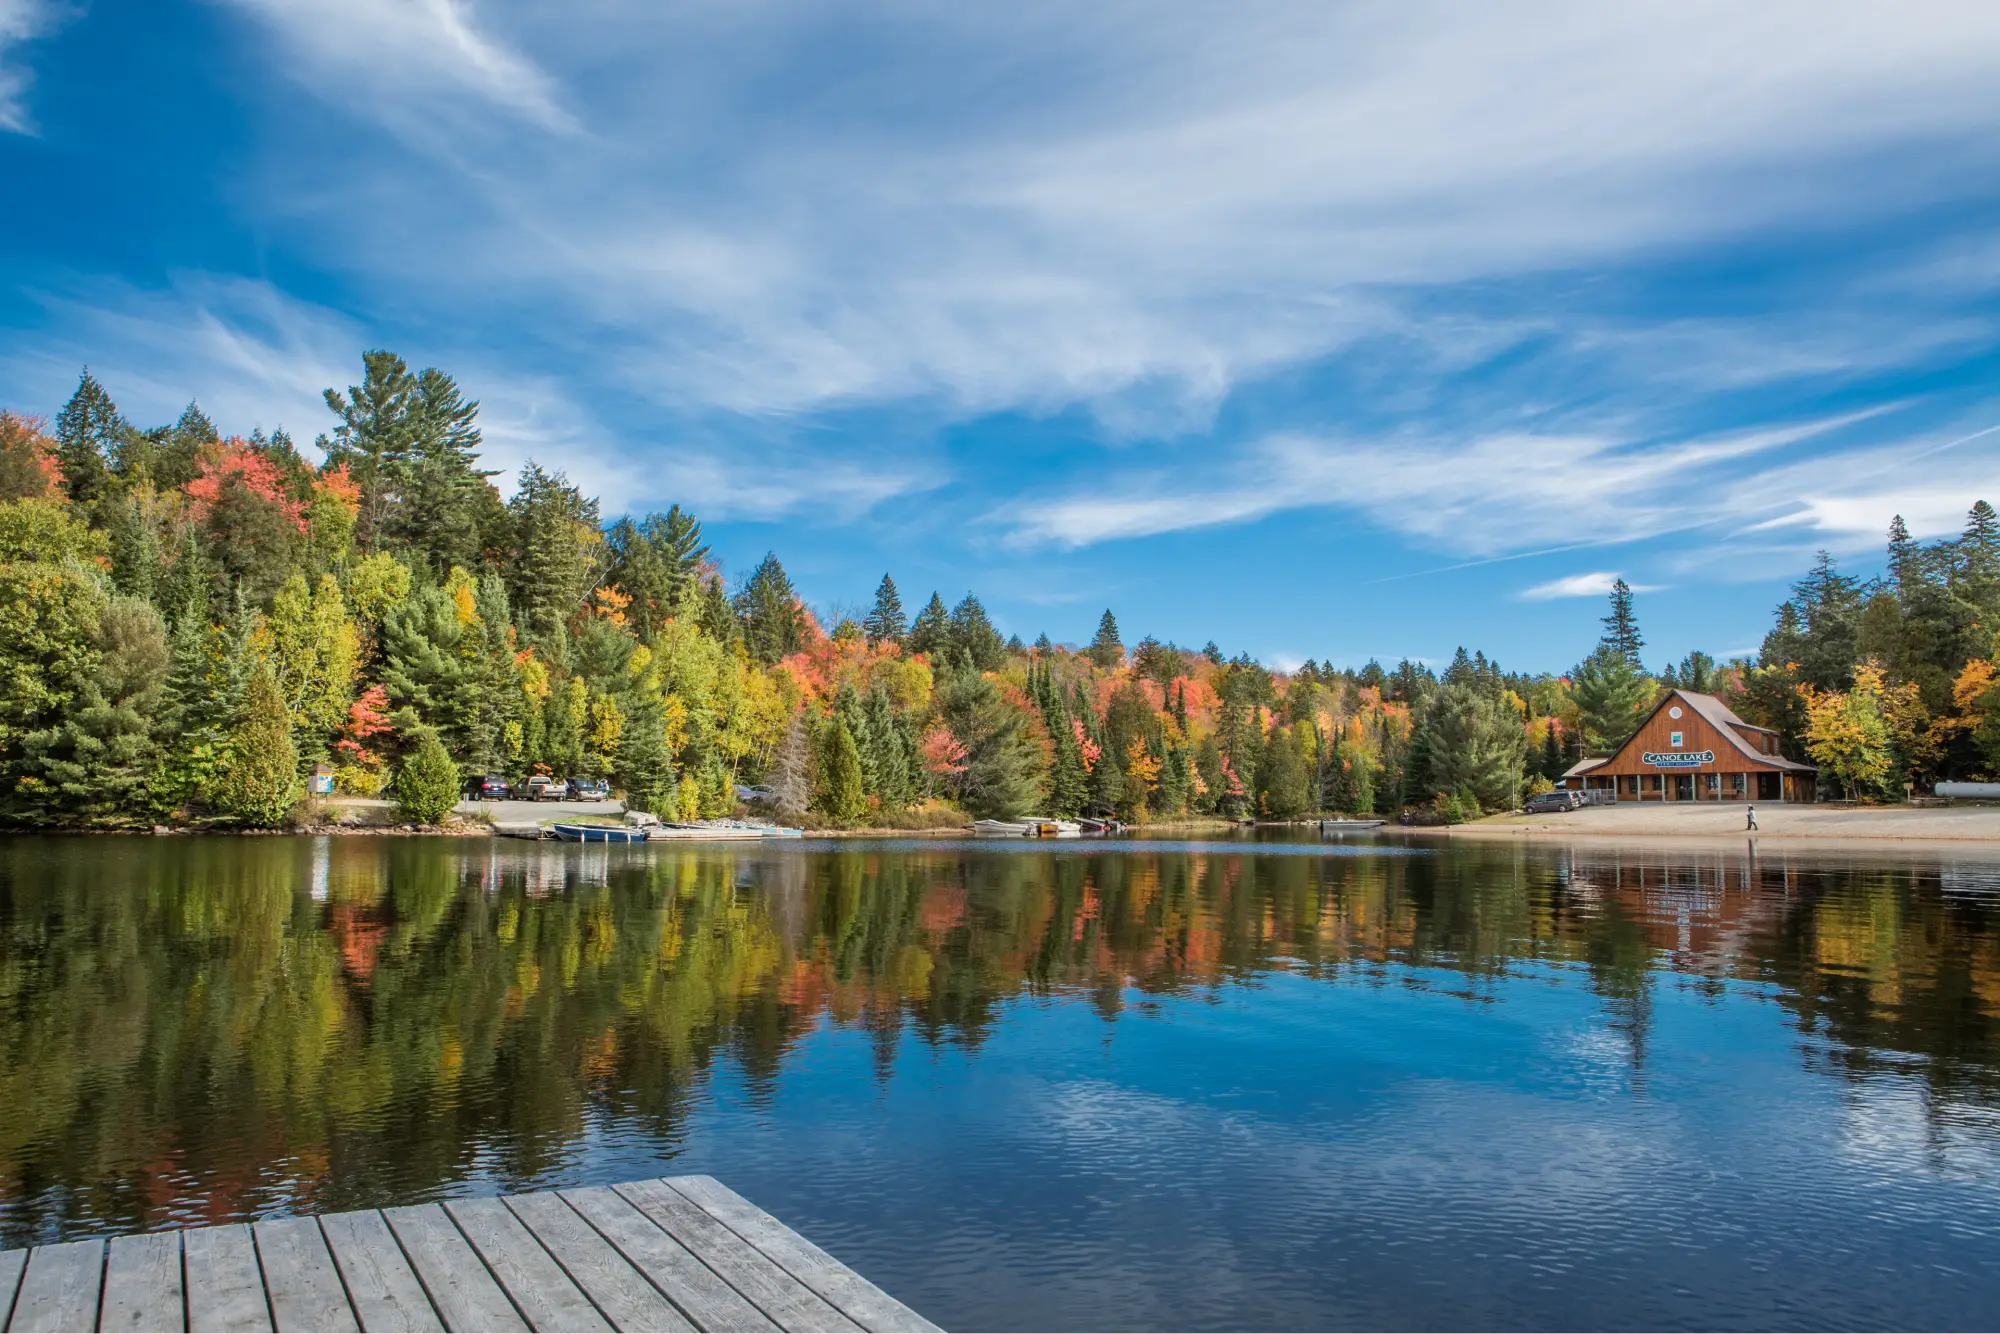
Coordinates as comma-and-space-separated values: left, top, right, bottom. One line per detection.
1560, 689, 1817, 804
0, 1175, 938, 1333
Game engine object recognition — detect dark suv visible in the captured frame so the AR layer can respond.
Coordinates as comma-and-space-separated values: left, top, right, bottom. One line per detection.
464, 774, 514, 801
566, 776, 611, 801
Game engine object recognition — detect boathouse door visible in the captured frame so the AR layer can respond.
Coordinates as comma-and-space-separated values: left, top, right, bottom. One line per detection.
1756, 772, 1781, 801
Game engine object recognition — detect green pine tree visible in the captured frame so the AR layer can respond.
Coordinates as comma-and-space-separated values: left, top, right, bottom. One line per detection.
212, 662, 300, 827
394, 732, 461, 824
907, 593, 951, 659
734, 552, 803, 666
820, 715, 867, 824
864, 574, 906, 645
949, 594, 1005, 671
1088, 609, 1123, 670
53, 368, 122, 515
1600, 578, 1646, 669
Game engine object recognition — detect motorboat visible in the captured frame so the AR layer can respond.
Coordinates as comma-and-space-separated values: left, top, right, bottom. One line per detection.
970, 819, 1033, 836
1018, 817, 1083, 838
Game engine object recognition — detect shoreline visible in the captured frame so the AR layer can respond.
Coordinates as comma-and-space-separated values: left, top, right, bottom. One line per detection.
1398, 802, 2000, 853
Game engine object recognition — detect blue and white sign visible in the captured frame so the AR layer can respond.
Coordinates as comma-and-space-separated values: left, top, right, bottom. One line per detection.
1642, 750, 1714, 768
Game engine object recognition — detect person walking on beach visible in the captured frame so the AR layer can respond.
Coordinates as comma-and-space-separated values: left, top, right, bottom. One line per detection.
1746, 803, 1758, 831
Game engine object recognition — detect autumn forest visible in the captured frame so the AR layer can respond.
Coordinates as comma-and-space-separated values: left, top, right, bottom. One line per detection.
0, 351, 1997, 829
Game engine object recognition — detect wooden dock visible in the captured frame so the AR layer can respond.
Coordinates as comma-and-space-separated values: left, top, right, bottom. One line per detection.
0, 1176, 939, 1333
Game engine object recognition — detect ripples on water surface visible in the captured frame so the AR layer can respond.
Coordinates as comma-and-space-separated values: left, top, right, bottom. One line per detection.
3, 833, 1999, 1330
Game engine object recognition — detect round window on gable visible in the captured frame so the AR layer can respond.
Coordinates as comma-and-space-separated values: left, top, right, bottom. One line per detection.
1668, 706, 1684, 720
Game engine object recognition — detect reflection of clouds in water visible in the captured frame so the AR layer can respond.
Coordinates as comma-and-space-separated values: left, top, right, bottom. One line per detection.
1939, 862, 2000, 901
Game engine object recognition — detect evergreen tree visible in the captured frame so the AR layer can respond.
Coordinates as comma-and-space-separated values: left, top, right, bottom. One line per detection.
211, 662, 299, 826
322, 350, 417, 549
1413, 680, 1526, 813
865, 686, 913, 811
1600, 578, 1646, 668
1786, 551, 1864, 690
605, 506, 707, 641
949, 593, 1005, 671
937, 665, 1044, 818
734, 552, 803, 665
507, 462, 599, 659
1672, 650, 1717, 693
1887, 514, 1919, 589
1259, 726, 1311, 818
864, 574, 906, 645
1088, 609, 1124, 670
1572, 644, 1652, 754
1540, 725, 1566, 781
907, 593, 951, 659
820, 715, 867, 824
698, 575, 735, 644
379, 584, 480, 755
13, 597, 167, 825
398, 366, 499, 573
394, 732, 461, 824
53, 369, 122, 514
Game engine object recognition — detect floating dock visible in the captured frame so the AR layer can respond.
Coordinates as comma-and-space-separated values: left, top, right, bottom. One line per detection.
0, 1175, 938, 1333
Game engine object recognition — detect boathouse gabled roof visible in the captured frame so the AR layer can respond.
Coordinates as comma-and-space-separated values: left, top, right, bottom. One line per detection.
1616, 689, 1817, 773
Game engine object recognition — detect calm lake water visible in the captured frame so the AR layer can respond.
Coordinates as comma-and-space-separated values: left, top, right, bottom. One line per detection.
3, 832, 1999, 1330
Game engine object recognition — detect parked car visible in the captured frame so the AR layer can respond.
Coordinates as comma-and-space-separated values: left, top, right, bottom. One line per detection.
566, 776, 611, 801
525, 774, 565, 801
1523, 789, 1585, 814
463, 774, 514, 801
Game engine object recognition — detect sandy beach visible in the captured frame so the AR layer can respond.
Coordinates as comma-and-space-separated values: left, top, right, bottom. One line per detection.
1408, 801, 2000, 848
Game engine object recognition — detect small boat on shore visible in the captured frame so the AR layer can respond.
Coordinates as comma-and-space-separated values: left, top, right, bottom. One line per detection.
647, 822, 766, 840
549, 822, 649, 844
971, 819, 1032, 836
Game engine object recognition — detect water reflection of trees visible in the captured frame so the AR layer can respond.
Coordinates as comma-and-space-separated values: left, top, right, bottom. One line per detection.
2, 836, 1997, 1245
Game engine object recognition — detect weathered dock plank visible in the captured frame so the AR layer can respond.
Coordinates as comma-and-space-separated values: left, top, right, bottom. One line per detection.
559, 1186, 776, 1333
1, 1177, 933, 1334
9, 1238, 104, 1334
99, 1232, 183, 1333
319, 1210, 442, 1334
381, 1204, 526, 1334
0, 1249, 27, 1330
665, 1178, 938, 1334
443, 1198, 607, 1333
183, 1223, 272, 1333
255, 1217, 358, 1333
613, 1180, 859, 1334
502, 1193, 693, 1334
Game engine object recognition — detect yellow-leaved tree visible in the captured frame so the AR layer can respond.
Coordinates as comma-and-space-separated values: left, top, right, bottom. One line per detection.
1798, 668, 1894, 801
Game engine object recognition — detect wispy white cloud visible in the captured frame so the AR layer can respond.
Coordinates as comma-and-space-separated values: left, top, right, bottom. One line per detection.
0, 0, 60, 133
1520, 572, 1661, 601
1003, 410, 1902, 554
225, 0, 574, 135
215, 1, 2000, 424
0, 272, 938, 522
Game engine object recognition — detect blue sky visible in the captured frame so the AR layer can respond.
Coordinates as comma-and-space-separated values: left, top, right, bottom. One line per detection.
2, 1, 1998, 673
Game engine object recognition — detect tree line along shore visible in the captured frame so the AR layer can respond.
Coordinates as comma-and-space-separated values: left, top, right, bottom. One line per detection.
0, 351, 1995, 832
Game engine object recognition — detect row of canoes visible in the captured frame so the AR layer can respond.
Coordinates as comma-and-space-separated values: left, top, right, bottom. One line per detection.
548, 821, 804, 844
968, 817, 1125, 838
